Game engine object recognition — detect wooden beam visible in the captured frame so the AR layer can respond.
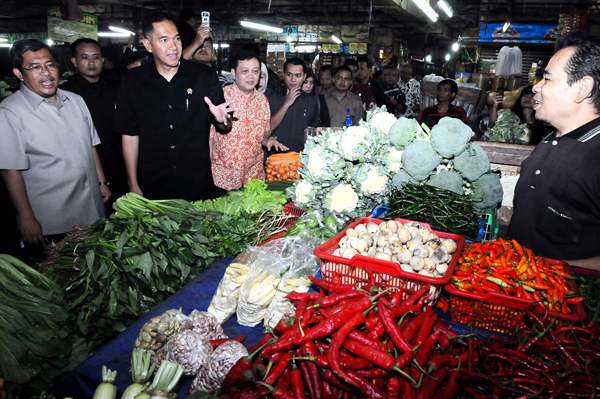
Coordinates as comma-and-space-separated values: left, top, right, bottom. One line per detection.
476, 141, 535, 166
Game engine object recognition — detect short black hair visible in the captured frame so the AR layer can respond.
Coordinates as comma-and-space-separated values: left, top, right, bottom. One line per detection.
240, 43, 261, 59
126, 50, 152, 67
179, 8, 195, 22
373, 70, 382, 80
438, 79, 458, 96
71, 38, 100, 58
283, 57, 306, 74
562, 36, 600, 113
10, 39, 56, 69
142, 12, 177, 40
231, 49, 260, 71
319, 65, 334, 75
343, 58, 358, 68
357, 56, 372, 69
384, 64, 398, 71
334, 66, 353, 77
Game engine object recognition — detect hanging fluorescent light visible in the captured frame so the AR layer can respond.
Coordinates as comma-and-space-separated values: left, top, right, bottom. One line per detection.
332, 35, 343, 44
286, 36, 292, 43
98, 32, 131, 37
412, 0, 439, 22
502, 22, 511, 32
425, 54, 432, 63
0, 38, 8, 42
221, 43, 230, 48
452, 42, 459, 51
0, 43, 12, 48
47, 39, 54, 46
109, 26, 135, 36
437, 0, 453, 18
445, 53, 450, 61
240, 21, 283, 33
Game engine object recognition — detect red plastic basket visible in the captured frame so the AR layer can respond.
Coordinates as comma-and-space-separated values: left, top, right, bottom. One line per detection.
283, 201, 306, 225
314, 218, 466, 304
446, 259, 587, 335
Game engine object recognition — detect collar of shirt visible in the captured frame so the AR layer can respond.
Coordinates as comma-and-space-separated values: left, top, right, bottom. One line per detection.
230, 81, 257, 103
145, 59, 200, 83
19, 82, 69, 110
550, 115, 600, 142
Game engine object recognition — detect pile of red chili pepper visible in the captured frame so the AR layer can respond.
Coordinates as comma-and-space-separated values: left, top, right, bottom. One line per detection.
220, 276, 472, 399
461, 306, 600, 398
452, 238, 584, 313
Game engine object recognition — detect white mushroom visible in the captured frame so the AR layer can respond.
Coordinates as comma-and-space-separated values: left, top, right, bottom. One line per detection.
346, 228, 358, 237
400, 264, 413, 273
351, 238, 370, 253
341, 248, 359, 259
430, 232, 439, 241
413, 245, 430, 258
355, 224, 368, 234
425, 239, 441, 252
398, 228, 412, 243
374, 252, 392, 262
389, 241, 403, 255
360, 233, 375, 247
388, 235, 400, 244
333, 248, 341, 256
423, 258, 436, 272
376, 236, 389, 248
339, 236, 350, 248
421, 229, 435, 243
409, 256, 425, 271
379, 221, 389, 230
391, 255, 400, 264
366, 222, 380, 234
397, 248, 413, 264
436, 262, 449, 275
378, 228, 393, 237
442, 239, 458, 254
348, 237, 360, 250
367, 247, 377, 258
406, 226, 421, 239
387, 220, 400, 233
419, 269, 435, 277
407, 236, 423, 251
431, 247, 450, 264
381, 247, 393, 256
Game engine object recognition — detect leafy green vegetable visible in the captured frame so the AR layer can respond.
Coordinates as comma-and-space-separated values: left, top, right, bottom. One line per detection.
482, 109, 531, 144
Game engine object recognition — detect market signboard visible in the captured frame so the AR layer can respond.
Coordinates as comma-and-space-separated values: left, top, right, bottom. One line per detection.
479, 23, 558, 43
48, 6, 98, 42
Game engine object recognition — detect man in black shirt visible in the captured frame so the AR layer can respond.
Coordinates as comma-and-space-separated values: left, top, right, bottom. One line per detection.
507, 36, 600, 269
357, 56, 385, 107
176, 8, 196, 51
60, 38, 126, 212
266, 58, 319, 152
114, 12, 233, 201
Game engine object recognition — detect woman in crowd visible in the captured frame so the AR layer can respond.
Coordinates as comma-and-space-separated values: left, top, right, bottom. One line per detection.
302, 67, 330, 127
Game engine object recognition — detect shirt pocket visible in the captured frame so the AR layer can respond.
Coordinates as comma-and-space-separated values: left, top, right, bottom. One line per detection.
534, 200, 582, 246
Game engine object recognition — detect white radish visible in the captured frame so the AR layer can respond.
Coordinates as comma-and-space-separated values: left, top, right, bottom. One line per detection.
92, 366, 117, 399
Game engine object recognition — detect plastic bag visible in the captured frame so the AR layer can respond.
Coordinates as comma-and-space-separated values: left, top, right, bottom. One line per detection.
264, 236, 322, 330
191, 341, 249, 393
153, 329, 213, 376
496, 46, 522, 77
236, 245, 283, 327
286, 210, 345, 240
207, 251, 254, 323
189, 310, 228, 339
133, 308, 192, 358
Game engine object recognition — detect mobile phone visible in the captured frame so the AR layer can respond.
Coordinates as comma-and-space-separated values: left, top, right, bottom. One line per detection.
201, 11, 210, 27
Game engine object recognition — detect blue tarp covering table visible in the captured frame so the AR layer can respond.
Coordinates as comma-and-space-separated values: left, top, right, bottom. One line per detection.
49, 257, 265, 399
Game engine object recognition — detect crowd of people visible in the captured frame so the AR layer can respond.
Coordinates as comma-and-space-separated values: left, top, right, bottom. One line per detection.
1, 7, 598, 268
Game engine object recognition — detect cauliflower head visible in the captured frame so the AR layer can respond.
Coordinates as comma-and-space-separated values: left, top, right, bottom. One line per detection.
339, 126, 370, 161
381, 147, 403, 173
392, 169, 416, 190
426, 170, 464, 194
292, 179, 314, 206
353, 164, 390, 197
470, 172, 504, 209
305, 147, 343, 179
370, 112, 398, 134
325, 183, 359, 214
430, 117, 473, 158
453, 144, 491, 182
401, 141, 441, 181
389, 117, 419, 149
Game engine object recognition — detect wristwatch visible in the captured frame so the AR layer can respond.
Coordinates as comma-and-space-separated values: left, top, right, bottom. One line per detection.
99, 181, 110, 186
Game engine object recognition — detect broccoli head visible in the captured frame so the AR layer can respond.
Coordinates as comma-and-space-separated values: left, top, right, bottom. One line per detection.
430, 117, 473, 158
426, 170, 464, 194
401, 141, 440, 181
389, 117, 418, 149
392, 169, 416, 190
453, 144, 491, 182
471, 172, 504, 209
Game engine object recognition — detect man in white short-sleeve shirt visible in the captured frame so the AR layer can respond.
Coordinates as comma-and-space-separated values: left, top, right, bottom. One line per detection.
0, 39, 110, 251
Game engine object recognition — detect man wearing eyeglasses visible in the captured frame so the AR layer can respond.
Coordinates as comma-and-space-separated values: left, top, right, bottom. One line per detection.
324, 66, 365, 127
0, 39, 110, 261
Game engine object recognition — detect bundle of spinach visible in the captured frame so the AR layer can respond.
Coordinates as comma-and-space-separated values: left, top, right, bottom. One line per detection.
386, 183, 481, 241
0, 255, 72, 396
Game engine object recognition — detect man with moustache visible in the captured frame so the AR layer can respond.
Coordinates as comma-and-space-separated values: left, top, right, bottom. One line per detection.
60, 38, 126, 212
324, 66, 365, 127
114, 12, 233, 201
507, 36, 600, 270
0, 39, 110, 260
210, 50, 288, 195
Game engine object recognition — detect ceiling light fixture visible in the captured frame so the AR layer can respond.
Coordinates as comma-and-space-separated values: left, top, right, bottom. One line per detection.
109, 26, 135, 36
286, 36, 292, 43
452, 42, 459, 51
0, 43, 12, 48
47, 39, 54, 46
412, 0, 439, 22
240, 21, 283, 33
425, 54, 432, 63
98, 32, 131, 37
221, 43, 230, 48
502, 22, 511, 32
332, 35, 343, 44
438, 0, 453, 18
445, 53, 450, 61
0, 38, 8, 42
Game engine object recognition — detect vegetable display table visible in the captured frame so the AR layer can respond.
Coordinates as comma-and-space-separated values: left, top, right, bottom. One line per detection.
49, 257, 264, 399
